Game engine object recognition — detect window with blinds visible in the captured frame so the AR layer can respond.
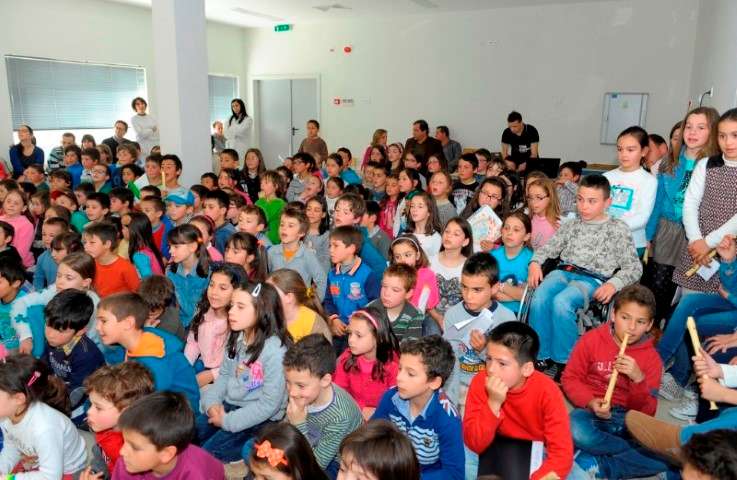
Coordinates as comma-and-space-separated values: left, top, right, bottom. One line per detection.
208, 74, 238, 125
5, 55, 147, 131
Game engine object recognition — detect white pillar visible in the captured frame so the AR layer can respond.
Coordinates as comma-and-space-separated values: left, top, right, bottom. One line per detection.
151, 0, 211, 188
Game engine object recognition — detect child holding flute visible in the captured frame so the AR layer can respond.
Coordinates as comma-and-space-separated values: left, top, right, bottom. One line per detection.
561, 285, 669, 479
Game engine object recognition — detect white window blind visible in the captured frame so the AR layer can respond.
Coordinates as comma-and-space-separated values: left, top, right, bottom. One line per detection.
208, 74, 238, 125
5, 55, 147, 130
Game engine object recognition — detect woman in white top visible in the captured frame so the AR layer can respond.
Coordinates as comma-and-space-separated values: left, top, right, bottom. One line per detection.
224, 98, 253, 162
130, 97, 160, 157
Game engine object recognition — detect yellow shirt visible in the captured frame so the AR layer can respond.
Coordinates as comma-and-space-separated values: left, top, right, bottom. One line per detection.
288, 306, 318, 342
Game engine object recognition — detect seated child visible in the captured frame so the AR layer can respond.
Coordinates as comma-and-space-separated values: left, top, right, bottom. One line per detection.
463, 322, 573, 480
95, 292, 200, 411
237, 204, 272, 247
83, 222, 140, 298
198, 282, 290, 462
267, 268, 332, 342
491, 212, 533, 315
334, 306, 400, 419
680, 430, 737, 480
34, 216, 68, 290
0, 355, 87, 479
372, 335, 464, 480
304, 196, 331, 272
0, 261, 28, 353
41, 289, 104, 423
443, 252, 515, 412
138, 275, 186, 341
527, 174, 642, 376
248, 422, 329, 480
184, 263, 244, 387
82, 362, 155, 477
0, 220, 23, 266
367, 263, 424, 341
140, 196, 171, 258
114, 392, 225, 479
323, 226, 380, 351
562, 284, 667, 479
362, 201, 391, 261
203, 189, 236, 254
333, 193, 388, 275
165, 191, 195, 227
268, 206, 327, 300
283, 334, 363, 477
338, 419, 421, 480
556, 161, 585, 218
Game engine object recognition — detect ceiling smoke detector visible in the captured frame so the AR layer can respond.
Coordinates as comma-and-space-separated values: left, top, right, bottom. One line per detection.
313, 3, 352, 12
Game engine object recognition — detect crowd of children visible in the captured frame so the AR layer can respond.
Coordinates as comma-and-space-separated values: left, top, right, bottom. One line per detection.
0, 106, 736, 480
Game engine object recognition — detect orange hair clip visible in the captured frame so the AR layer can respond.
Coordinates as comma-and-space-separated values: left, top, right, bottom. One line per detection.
255, 440, 288, 467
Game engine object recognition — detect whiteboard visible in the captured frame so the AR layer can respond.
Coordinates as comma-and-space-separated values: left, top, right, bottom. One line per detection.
600, 92, 648, 145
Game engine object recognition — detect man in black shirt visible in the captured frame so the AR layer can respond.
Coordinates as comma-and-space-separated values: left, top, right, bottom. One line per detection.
404, 119, 446, 175
501, 111, 539, 173
102, 120, 130, 164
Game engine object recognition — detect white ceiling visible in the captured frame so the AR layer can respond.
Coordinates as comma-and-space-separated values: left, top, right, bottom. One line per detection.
107, 0, 620, 28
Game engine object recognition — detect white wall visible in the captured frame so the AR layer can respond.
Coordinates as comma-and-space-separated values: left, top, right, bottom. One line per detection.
689, 0, 737, 112
244, 0, 698, 166
0, 0, 246, 156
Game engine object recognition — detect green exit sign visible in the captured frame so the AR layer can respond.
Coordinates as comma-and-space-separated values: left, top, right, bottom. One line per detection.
274, 24, 291, 32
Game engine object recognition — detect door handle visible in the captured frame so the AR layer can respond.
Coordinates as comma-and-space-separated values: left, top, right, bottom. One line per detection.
291, 127, 299, 135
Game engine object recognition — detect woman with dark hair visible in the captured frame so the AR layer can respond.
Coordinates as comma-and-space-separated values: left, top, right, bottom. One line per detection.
9, 124, 44, 178
130, 96, 159, 156
225, 98, 253, 161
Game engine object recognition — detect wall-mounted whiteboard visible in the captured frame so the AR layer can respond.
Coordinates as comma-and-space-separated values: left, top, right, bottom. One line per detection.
600, 92, 648, 145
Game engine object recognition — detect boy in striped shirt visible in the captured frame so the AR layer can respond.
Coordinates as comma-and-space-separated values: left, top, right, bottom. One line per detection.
283, 334, 363, 479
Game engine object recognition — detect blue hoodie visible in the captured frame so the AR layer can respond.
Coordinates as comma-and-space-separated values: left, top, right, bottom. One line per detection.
358, 226, 388, 276
122, 327, 200, 410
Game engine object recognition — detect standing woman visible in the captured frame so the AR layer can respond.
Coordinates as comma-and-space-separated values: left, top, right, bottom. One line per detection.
224, 98, 252, 161
9, 124, 44, 179
130, 97, 160, 156
297, 119, 329, 165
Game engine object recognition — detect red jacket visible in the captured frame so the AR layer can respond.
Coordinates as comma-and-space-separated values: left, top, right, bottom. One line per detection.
463, 370, 573, 480
561, 323, 662, 416
96, 429, 124, 473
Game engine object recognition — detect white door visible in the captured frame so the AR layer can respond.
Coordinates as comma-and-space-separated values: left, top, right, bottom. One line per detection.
256, 78, 319, 168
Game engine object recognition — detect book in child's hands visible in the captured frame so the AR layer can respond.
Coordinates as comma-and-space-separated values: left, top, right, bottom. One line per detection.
468, 205, 502, 252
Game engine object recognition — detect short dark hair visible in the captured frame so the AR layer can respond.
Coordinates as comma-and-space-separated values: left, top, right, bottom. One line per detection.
220, 148, 239, 163
86, 192, 110, 210
64, 144, 82, 161
81, 147, 100, 163
44, 216, 69, 232
648, 133, 667, 146
51, 231, 83, 254
0, 220, 14, 241
25, 164, 45, 175
612, 284, 656, 321
49, 170, 72, 186
98, 292, 150, 330
140, 185, 162, 198
307, 119, 320, 130
242, 205, 267, 227
329, 226, 363, 252
681, 429, 737, 480
138, 275, 177, 311
413, 119, 429, 133
462, 252, 499, 285
141, 196, 165, 214
458, 152, 478, 170
114, 120, 129, 130
0, 261, 25, 286
365, 200, 381, 219
161, 154, 183, 172
45, 289, 94, 332
109, 187, 134, 208
507, 111, 523, 123
280, 206, 309, 235
400, 335, 454, 386
200, 172, 218, 184
339, 420, 420, 480
131, 97, 148, 110
487, 322, 539, 364
74, 182, 95, 195
203, 189, 230, 209
118, 391, 194, 454
579, 174, 611, 199
282, 334, 336, 378
436, 125, 449, 136
83, 221, 118, 248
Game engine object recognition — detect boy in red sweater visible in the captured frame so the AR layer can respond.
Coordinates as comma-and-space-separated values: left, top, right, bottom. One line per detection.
83, 222, 141, 297
463, 322, 573, 480
561, 284, 669, 479
82, 362, 154, 477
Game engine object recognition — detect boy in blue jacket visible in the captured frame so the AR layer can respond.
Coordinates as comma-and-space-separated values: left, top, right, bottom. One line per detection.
372, 335, 464, 480
323, 225, 380, 353
95, 292, 200, 410
41, 289, 104, 424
